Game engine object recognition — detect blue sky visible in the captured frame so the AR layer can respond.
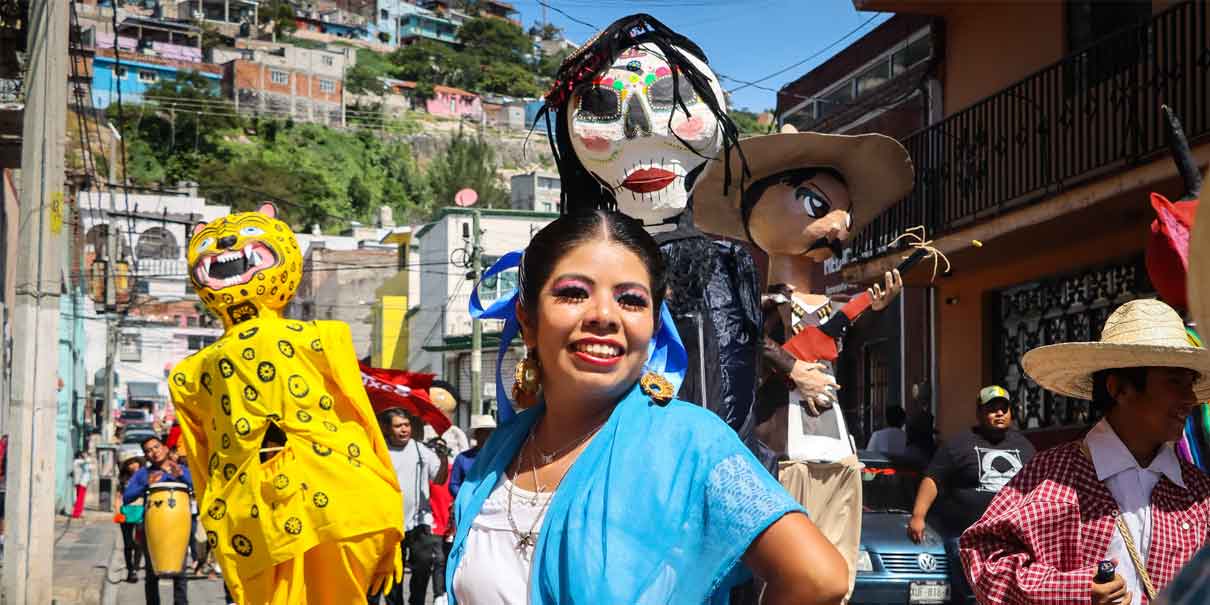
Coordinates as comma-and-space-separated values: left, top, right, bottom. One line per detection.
509, 0, 891, 112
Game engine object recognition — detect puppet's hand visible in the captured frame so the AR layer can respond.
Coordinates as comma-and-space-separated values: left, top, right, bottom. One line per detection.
790, 361, 839, 416
869, 269, 903, 311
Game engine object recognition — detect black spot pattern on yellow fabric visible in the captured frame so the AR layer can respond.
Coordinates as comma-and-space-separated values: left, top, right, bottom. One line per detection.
284, 517, 303, 535
241, 348, 255, 361
287, 375, 309, 398
200, 373, 212, 395
310, 339, 323, 352
257, 361, 276, 382
238, 472, 247, 484
348, 457, 361, 468
347, 443, 361, 458
220, 394, 231, 415
223, 464, 237, 481
266, 413, 281, 422
243, 385, 258, 402
207, 499, 227, 520
318, 395, 333, 410
313, 443, 332, 456
256, 285, 265, 295
250, 504, 259, 518
172, 373, 186, 387
218, 358, 235, 379
286, 323, 303, 332
211, 417, 216, 431
231, 534, 253, 557
323, 421, 338, 433
296, 410, 312, 423
273, 474, 289, 489
221, 434, 231, 449
221, 293, 234, 304
208, 454, 219, 474
235, 418, 251, 435
312, 492, 329, 508
277, 341, 295, 358
238, 327, 258, 339
206, 531, 218, 549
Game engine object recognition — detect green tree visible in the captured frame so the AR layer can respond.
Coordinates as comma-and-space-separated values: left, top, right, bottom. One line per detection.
258, 0, 297, 37
427, 133, 508, 212
537, 46, 572, 79
458, 17, 531, 64
730, 109, 770, 135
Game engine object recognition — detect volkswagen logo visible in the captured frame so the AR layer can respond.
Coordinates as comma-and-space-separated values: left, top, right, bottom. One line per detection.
917, 553, 938, 572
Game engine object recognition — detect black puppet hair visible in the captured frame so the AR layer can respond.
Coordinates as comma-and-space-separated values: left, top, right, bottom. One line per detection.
739, 167, 846, 242
535, 14, 748, 216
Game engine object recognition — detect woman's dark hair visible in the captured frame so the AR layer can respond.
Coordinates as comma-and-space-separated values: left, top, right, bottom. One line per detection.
1091, 367, 1149, 414
520, 210, 666, 321
885, 405, 906, 428
535, 13, 746, 215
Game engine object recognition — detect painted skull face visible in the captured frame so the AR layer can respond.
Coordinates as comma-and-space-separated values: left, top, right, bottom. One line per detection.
187, 204, 302, 327
567, 43, 726, 225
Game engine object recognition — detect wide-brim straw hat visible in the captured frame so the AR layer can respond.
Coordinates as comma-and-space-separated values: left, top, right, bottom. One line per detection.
469, 414, 497, 431
1022, 298, 1210, 400
693, 124, 915, 242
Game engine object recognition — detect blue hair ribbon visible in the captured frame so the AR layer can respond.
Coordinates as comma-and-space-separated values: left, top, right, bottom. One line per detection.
468, 250, 688, 423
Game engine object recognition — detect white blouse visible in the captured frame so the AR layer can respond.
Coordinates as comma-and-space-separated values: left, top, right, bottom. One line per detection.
452, 477, 552, 605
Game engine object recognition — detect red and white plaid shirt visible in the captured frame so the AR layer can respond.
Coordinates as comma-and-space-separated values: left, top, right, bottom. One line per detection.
960, 441, 1210, 604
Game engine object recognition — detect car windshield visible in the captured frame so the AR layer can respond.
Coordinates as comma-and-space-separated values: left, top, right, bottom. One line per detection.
860, 459, 922, 514
120, 410, 146, 420
123, 432, 156, 445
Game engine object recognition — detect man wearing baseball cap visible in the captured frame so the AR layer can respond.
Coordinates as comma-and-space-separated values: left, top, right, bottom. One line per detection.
961, 299, 1210, 605
907, 384, 1035, 603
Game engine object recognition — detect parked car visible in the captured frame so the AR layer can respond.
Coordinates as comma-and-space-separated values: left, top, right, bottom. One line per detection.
116, 408, 152, 427
117, 428, 158, 464
851, 450, 951, 605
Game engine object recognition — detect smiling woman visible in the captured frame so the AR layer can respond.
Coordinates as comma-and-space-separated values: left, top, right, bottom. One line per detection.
450, 211, 849, 605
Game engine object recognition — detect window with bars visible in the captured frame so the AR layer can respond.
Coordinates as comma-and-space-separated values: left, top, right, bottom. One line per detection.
319, 79, 335, 93
119, 333, 142, 362
270, 69, 289, 85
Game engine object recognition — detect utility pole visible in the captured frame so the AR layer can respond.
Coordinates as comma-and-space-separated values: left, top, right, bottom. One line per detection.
469, 209, 482, 416
4, 0, 68, 601
102, 123, 123, 445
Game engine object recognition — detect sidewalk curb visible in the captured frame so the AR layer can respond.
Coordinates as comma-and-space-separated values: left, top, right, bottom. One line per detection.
99, 527, 122, 605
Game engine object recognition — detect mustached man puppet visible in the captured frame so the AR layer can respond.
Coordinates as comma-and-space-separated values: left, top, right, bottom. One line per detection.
696, 123, 914, 598
537, 13, 759, 430
169, 204, 402, 604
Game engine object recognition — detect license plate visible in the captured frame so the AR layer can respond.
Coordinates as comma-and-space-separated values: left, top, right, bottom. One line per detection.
909, 581, 950, 604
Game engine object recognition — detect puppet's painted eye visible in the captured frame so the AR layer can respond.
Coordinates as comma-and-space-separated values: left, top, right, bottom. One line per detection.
240, 226, 265, 237
797, 187, 830, 218
649, 76, 697, 110
577, 87, 621, 121
194, 238, 214, 255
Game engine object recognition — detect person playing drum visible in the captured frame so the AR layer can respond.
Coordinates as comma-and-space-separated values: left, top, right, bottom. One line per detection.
122, 435, 192, 605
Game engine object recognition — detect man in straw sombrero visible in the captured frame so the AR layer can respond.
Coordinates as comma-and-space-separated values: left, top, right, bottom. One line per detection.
959, 299, 1210, 605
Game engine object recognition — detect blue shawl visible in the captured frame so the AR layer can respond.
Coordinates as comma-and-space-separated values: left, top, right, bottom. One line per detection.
446, 383, 804, 604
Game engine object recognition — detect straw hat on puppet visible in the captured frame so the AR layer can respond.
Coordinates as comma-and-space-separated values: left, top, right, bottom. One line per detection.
1021, 298, 1210, 400
693, 124, 915, 242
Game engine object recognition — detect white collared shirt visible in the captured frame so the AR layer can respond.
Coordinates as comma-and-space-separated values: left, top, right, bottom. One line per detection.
1084, 419, 1186, 605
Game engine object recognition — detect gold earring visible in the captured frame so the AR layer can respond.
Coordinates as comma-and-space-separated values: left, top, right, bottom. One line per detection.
640, 372, 674, 405
512, 353, 541, 410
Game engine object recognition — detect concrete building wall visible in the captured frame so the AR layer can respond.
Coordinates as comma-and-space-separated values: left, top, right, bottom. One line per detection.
509, 171, 560, 213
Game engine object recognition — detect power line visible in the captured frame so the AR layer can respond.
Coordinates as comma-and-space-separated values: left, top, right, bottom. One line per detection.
725, 13, 882, 95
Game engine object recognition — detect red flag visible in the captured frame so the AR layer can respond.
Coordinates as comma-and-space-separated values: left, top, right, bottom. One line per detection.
358, 363, 451, 434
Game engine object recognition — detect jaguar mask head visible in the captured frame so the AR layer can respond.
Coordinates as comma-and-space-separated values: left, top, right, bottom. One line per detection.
187, 203, 302, 328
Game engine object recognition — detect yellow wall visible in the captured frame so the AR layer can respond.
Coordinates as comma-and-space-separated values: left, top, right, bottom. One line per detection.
373, 271, 411, 370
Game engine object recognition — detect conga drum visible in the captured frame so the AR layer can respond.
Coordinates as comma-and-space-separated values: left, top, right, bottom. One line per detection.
143, 482, 192, 576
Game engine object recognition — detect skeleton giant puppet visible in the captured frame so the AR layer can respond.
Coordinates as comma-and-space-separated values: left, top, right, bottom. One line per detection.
539, 14, 758, 429
170, 205, 403, 604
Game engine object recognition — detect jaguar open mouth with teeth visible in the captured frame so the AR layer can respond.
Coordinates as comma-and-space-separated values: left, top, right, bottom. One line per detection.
195, 241, 278, 290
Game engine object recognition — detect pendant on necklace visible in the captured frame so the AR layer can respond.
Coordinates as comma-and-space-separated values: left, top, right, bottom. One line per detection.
516, 533, 535, 553
539, 452, 555, 465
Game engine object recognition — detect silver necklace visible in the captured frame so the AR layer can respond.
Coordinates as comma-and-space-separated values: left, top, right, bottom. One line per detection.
531, 418, 607, 464
505, 423, 604, 556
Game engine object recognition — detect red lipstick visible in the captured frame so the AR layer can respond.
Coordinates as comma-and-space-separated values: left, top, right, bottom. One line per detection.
621, 168, 677, 193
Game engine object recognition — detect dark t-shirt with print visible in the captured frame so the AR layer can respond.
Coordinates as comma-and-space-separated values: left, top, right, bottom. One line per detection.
925, 427, 1035, 536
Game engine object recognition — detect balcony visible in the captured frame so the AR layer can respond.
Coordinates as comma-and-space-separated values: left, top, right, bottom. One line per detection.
850, 0, 1210, 260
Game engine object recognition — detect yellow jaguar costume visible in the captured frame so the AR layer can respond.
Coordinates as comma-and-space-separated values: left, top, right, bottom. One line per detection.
169, 204, 402, 604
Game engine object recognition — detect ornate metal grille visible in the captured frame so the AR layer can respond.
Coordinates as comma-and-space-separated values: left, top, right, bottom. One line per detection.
994, 256, 1153, 430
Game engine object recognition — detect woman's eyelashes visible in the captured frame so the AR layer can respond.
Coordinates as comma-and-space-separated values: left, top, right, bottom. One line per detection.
616, 290, 650, 311
551, 282, 590, 303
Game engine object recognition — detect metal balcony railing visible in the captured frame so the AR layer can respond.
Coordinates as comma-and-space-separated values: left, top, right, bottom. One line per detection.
850, 0, 1210, 259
